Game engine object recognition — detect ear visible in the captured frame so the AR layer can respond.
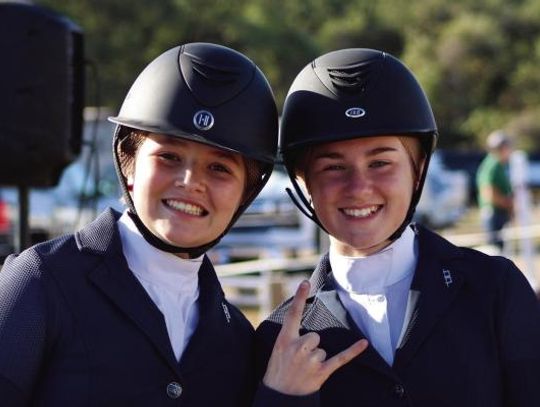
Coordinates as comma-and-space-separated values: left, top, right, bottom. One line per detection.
126, 174, 134, 191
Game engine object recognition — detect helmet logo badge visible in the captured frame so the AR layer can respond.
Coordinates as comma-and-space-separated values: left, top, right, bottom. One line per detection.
193, 110, 214, 131
345, 107, 366, 118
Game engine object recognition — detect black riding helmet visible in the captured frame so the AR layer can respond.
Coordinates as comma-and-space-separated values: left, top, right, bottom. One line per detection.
280, 48, 438, 241
109, 42, 278, 257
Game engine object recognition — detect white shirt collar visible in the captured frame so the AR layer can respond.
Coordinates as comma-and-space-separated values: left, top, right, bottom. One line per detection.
330, 225, 417, 294
117, 211, 202, 292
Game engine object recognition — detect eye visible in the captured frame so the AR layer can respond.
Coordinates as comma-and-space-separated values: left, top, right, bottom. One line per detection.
209, 162, 232, 174
158, 152, 180, 162
369, 160, 390, 169
314, 160, 344, 172
324, 164, 345, 171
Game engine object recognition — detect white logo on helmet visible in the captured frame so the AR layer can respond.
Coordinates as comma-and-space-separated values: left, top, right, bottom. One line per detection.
345, 107, 366, 118
193, 110, 214, 131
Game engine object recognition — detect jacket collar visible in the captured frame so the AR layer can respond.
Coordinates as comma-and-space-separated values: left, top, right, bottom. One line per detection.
77, 209, 235, 377
393, 224, 464, 368
76, 208, 122, 255
304, 224, 465, 373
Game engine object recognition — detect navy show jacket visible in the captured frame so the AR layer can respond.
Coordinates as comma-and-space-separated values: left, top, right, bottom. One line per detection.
0, 209, 256, 406
254, 225, 540, 407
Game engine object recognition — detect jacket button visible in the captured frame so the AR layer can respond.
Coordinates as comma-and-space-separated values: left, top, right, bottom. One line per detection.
392, 384, 405, 398
166, 382, 183, 399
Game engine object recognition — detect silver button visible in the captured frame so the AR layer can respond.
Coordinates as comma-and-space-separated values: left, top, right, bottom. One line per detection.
393, 383, 405, 398
166, 382, 183, 399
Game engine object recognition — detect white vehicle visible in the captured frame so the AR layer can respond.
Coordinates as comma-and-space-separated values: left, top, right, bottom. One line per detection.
414, 152, 469, 229
211, 167, 323, 262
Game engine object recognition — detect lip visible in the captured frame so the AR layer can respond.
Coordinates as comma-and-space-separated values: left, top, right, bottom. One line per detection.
163, 198, 209, 217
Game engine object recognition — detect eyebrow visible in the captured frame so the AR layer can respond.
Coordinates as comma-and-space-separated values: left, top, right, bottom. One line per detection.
212, 150, 243, 166
313, 146, 398, 160
160, 137, 243, 166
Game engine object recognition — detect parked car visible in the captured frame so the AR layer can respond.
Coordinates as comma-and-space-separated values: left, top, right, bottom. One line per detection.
211, 167, 324, 262
0, 193, 13, 261
414, 152, 469, 229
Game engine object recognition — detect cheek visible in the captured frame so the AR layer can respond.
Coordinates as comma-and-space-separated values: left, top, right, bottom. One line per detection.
217, 182, 245, 213
391, 172, 416, 204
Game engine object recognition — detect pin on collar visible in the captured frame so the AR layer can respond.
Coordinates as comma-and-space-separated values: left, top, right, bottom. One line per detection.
222, 302, 231, 323
442, 269, 453, 287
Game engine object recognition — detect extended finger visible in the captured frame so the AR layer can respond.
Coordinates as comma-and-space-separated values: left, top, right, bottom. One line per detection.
322, 339, 369, 375
279, 280, 310, 339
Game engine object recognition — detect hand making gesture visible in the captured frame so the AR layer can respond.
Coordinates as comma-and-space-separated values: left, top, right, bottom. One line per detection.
262, 280, 369, 395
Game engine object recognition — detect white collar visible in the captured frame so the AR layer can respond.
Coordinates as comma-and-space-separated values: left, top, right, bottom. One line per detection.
117, 211, 203, 291
330, 225, 418, 294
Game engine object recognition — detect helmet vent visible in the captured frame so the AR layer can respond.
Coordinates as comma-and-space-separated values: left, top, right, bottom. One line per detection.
180, 45, 254, 106
327, 59, 378, 94
190, 57, 239, 85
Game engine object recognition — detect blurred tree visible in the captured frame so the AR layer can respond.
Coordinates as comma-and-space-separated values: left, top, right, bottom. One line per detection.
30, 0, 540, 151
36, 0, 251, 109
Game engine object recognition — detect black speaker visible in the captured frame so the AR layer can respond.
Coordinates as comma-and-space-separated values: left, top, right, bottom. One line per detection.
0, 2, 84, 187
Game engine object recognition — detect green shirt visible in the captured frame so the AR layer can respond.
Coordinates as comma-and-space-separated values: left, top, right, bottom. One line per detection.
476, 153, 512, 209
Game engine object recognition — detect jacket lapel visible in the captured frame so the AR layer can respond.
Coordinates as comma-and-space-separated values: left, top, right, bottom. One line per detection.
306, 255, 394, 377
79, 209, 181, 375
178, 256, 236, 373
393, 226, 464, 368
309, 228, 466, 376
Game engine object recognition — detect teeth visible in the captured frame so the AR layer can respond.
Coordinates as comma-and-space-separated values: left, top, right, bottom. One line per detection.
166, 200, 204, 216
343, 206, 379, 218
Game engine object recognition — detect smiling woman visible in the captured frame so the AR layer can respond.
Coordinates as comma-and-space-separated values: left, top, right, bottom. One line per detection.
253, 47, 540, 407
0, 43, 279, 407
125, 133, 247, 253
302, 136, 420, 257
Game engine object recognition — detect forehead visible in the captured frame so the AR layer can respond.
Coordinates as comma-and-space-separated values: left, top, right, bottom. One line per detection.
310, 136, 405, 157
144, 133, 244, 164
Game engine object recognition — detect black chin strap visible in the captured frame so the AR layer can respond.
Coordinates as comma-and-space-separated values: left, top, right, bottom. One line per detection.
113, 127, 221, 258
285, 174, 326, 233
127, 211, 217, 258
285, 160, 431, 246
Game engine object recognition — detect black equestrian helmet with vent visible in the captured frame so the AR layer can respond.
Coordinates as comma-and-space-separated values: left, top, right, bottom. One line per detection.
280, 48, 438, 240
109, 42, 278, 256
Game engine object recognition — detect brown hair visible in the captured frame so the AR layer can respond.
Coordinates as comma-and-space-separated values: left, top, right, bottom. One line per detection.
117, 129, 147, 178
398, 136, 425, 182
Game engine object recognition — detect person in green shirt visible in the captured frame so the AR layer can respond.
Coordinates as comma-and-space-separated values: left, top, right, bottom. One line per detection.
476, 130, 514, 251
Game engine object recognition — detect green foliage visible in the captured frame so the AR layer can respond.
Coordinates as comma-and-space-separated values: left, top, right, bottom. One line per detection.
32, 0, 540, 151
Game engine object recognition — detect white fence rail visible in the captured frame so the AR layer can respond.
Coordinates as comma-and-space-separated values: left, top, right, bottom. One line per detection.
216, 224, 540, 322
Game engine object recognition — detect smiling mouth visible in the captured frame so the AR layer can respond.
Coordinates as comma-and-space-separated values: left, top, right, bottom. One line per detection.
341, 205, 381, 218
164, 199, 208, 216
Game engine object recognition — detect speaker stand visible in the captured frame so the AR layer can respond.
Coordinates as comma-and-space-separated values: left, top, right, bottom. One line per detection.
14, 186, 30, 253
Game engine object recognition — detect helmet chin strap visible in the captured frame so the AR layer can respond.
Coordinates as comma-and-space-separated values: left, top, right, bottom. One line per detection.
127, 211, 217, 259
113, 129, 273, 258
112, 131, 222, 259
285, 151, 432, 249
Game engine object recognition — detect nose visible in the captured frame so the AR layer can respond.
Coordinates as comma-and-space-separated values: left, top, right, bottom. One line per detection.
346, 168, 372, 196
175, 166, 205, 192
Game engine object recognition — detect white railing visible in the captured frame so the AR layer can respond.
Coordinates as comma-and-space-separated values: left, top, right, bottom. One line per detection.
216, 224, 540, 323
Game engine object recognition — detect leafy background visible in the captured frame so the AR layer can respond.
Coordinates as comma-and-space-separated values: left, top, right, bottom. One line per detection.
35, 0, 540, 151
